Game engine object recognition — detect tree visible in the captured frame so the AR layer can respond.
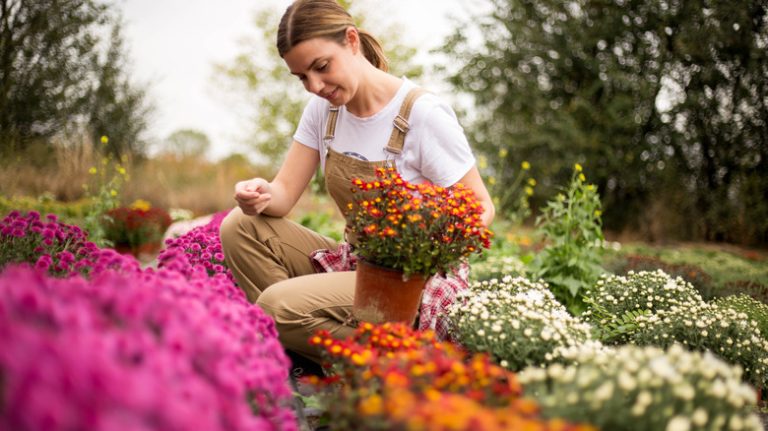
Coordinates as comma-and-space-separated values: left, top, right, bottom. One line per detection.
0, 0, 151, 157
214, 0, 424, 169
440, 0, 768, 244
162, 128, 211, 160
88, 20, 152, 158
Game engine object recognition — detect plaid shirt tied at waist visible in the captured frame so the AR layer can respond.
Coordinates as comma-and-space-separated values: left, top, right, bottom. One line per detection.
310, 242, 469, 341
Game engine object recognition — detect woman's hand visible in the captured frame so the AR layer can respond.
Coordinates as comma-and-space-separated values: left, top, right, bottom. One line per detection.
234, 178, 272, 215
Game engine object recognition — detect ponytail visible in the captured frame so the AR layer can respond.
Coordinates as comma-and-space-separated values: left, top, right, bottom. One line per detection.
358, 29, 388, 72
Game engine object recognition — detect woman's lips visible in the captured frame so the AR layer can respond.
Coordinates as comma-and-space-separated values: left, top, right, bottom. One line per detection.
323, 88, 338, 101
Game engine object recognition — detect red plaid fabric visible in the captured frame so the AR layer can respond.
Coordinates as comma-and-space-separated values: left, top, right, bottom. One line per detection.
310, 243, 469, 341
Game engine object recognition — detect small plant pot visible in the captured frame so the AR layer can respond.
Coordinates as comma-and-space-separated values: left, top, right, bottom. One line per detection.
353, 259, 426, 325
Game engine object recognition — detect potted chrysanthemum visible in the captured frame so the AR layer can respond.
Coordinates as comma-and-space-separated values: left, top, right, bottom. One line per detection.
346, 167, 492, 324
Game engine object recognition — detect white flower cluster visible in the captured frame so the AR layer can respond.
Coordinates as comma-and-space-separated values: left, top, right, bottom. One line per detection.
448, 275, 594, 371
632, 301, 768, 388
585, 270, 703, 319
715, 294, 768, 337
519, 344, 762, 431
469, 254, 527, 282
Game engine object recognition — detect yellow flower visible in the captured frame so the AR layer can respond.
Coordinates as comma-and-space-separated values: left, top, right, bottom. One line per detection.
586, 184, 595, 191
488, 176, 496, 185
100, 135, 109, 145
110, 189, 117, 197
478, 155, 488, 170
525, 186, 534, 196
579, 173, 586, 182
358, 395, 383, 416
527, 178, 537, 187
521, 161, 531, 170
574, 163, 583, 172
594, 210, 602, 217
116, 165, 126, 176
88, 167, 97, 175
498, 148, 508, 158
130, 199, 151, 211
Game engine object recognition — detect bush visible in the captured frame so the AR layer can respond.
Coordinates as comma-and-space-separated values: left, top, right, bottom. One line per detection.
0, 210, 139, 278
158, 210, 239, 293
0, 266, 296, 431
530, 165, 605, 313
0, 207, 296, 430
307, 322, 595, 431
448, 276, 595, 371
631, 302, 768, 388
519, 344, 762, 431
583, 270, 704, 343
610, 254, 716, 299
102, 206, 172, 251
719, 280, 768, 305
468, 254, 528, 282
715, 295, 768, 343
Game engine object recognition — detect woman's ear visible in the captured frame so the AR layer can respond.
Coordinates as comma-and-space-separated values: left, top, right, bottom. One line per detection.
345, 26, 360, 54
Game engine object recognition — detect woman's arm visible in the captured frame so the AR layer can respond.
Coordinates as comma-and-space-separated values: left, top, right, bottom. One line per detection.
234, 141, 319, 217
456, 166, 495, 227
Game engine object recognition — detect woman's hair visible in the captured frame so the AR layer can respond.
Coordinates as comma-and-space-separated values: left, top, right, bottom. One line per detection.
277, 0, 388, 71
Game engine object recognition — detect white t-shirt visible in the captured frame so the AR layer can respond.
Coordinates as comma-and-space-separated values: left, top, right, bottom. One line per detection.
292, 78, 476, 187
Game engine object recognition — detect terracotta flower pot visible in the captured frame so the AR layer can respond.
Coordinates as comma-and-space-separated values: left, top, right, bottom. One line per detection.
353, 259, 426, 325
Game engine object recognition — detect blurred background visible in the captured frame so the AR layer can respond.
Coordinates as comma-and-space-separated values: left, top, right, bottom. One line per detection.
1, 0, 766, 248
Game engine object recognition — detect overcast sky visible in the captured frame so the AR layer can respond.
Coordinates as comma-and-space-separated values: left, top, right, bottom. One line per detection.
119, 0, 474, 160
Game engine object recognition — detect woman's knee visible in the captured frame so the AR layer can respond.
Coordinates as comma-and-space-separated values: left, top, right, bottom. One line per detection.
219, 207, 246, 251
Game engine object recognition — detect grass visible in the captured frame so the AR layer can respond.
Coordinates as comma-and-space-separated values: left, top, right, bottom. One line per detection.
613, 242, 768, 286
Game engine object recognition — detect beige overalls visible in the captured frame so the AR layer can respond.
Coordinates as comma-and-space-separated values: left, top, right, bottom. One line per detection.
220, 88, 426, 363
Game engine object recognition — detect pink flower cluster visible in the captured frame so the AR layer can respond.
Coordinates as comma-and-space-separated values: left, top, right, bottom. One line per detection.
158, 211, 238, 282
0, 210, 297, 431
0, 210, 140, 277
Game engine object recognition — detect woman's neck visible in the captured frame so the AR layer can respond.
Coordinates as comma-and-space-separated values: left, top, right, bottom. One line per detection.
345, 67, 402, 118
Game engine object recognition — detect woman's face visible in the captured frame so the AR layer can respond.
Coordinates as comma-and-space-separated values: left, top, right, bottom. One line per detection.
283, 32, 359, 106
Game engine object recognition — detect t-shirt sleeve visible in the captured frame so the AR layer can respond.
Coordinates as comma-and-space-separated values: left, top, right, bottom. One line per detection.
415, 100, 476, 187
293, 96, 325, 150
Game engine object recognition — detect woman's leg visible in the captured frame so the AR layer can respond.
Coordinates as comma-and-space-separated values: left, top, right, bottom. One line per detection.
219, 207, 338, 302
256, 271, 356, 364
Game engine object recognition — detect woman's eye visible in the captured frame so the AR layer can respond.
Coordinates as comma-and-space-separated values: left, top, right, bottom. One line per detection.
317, 62, 328, 71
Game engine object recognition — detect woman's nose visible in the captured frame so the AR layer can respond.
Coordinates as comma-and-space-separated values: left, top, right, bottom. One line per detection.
306, 76, 324, 94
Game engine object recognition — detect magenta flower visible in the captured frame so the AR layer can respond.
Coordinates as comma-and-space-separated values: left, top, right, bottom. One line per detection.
0, 209, 297, 430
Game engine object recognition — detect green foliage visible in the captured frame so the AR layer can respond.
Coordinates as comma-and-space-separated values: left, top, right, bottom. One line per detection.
531, 165, 605, 313
81, 139, 128, 246
298, 211, 343, 242
583, 296, 651, 344
0, 195, 94, 224
0, 1, 151, 157
481, 155, 536, 226
439, 0, 768, 245
214, 0, 424, 170
608, 242, 768, 291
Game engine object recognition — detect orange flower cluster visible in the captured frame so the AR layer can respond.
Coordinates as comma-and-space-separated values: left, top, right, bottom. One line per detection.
306, 322, 597, 431
347, 167, 493, 278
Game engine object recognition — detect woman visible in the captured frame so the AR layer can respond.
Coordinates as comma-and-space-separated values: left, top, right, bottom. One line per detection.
220, 0, 494, 366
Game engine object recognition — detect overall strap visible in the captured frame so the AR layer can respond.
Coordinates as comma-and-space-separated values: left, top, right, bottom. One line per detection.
324, 106, 340, 140
385, 87, 427, 155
